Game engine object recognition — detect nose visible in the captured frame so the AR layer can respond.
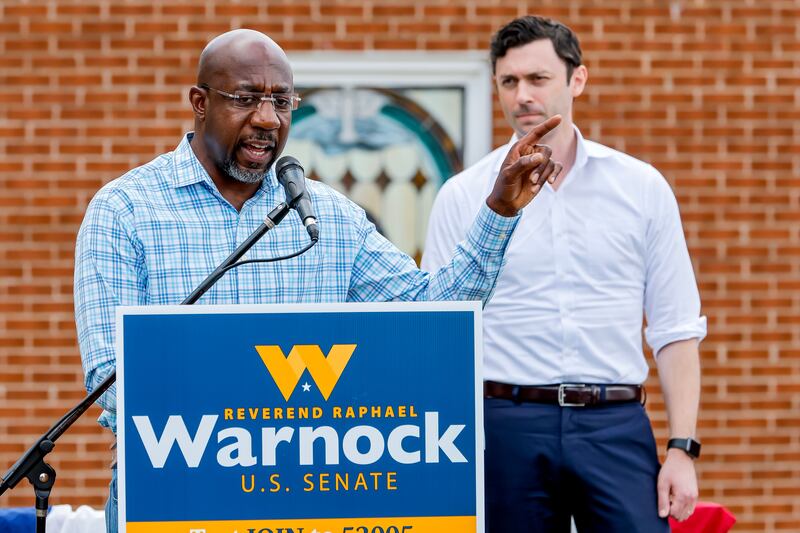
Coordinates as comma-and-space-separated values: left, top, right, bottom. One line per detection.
250, 100, 281, 130
515, 81, 536, 106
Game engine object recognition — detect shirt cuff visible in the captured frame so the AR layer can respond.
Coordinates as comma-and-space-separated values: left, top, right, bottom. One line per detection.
99, 410, 116, 431
646, 315, 708, 355
465, 202, 520, 254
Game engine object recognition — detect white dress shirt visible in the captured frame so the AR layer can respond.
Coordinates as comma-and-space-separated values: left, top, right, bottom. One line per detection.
422, 128, 707, 385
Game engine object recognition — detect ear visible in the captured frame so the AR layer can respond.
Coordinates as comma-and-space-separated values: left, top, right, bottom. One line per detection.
189, 86, 207, 120
570, 65, 588, 99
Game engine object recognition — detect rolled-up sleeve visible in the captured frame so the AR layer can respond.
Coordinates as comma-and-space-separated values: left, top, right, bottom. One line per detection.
643, 172, 707, 355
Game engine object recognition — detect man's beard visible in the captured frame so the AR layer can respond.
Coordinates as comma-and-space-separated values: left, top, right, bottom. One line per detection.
224, 159, 267, 184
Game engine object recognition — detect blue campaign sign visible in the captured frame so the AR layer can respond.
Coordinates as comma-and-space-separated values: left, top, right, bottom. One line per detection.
116, 302, 483, 533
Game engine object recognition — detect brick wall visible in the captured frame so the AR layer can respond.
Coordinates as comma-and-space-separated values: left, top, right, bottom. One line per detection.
0, 1, 797, 530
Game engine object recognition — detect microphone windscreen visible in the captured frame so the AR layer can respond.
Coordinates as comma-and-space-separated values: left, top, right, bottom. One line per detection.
276, 156, 302, 177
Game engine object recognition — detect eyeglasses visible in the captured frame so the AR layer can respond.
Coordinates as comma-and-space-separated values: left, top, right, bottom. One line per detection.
200, 84, 301, 112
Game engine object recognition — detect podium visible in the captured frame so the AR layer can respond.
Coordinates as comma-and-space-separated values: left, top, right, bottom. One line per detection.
117, 302, 484, 532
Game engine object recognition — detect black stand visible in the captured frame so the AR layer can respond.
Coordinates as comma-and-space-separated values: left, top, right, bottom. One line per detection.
0, 201, 292, 532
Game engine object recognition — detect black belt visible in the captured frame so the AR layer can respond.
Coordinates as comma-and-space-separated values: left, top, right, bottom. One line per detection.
484, 381, 644, 407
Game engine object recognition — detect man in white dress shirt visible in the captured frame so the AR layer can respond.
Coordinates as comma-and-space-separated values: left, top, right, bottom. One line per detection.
423, 16, 706, 532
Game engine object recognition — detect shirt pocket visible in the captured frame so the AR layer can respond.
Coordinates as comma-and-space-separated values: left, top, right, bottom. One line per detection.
581, 217, 643, 280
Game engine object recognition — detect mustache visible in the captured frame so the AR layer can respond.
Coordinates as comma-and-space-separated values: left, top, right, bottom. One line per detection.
240, 133, 277, 146
513, 104, 545, 117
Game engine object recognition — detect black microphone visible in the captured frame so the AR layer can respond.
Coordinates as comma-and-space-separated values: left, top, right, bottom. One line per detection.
275, 156, 319, 242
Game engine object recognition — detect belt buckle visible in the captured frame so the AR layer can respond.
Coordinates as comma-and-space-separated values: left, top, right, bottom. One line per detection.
558, 383, 587, 407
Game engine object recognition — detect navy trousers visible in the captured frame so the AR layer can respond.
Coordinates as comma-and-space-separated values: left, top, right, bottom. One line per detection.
484, 399, 669, 533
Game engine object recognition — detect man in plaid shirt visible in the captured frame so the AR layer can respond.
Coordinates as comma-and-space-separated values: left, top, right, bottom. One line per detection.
74, 29, 562, 531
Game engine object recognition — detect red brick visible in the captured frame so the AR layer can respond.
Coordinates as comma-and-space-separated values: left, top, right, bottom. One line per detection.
475, 6, 518, 18
397, 22, 442, 34
134, 22, 180, 34
423, 5, 467, 17
81, 22, 126, 34
5, 5, 49, 16
110, 38, 157, 50
266, 4, 312, 17
214, 5, 259, 17
374, 4, 416, 17
162, 4, 205, 15
320, 4, 365, 17
0, 56, 24, 68
32, 56, 77, 69
56, 4, 100, 15
56, 36, 101, 50
294, 22, 338, 34
110, 5, 154, 16
425, 38, 470, 50
345, 22, 391, 34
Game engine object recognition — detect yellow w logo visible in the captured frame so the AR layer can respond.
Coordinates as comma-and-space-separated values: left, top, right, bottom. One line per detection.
254, 344, 357, 401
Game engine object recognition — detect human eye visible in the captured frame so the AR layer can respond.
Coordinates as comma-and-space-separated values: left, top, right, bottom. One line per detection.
272, 95, 293, 111
234, 93, 261, 108
500, 77, 517, 88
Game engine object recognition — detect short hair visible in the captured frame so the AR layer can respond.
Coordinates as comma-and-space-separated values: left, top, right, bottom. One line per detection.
490, 16, 583, 83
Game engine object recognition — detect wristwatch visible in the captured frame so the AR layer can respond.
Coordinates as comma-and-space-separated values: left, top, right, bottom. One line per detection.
667, 437, 702, 459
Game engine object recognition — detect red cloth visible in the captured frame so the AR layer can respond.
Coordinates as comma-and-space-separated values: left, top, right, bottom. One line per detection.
669, 501, 736, 533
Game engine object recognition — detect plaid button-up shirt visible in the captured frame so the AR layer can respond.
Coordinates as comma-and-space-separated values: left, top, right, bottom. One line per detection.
74, 134, 519, 432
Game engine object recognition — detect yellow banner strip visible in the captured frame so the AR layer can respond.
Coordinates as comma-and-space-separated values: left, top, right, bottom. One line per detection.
126, 515, 476, 533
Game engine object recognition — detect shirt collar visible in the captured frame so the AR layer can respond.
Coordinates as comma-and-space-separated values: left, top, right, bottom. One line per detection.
494, 124, 612, 174
170, 133, 279, 192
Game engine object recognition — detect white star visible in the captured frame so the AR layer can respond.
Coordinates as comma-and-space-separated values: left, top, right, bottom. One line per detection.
302, 382, 312, 392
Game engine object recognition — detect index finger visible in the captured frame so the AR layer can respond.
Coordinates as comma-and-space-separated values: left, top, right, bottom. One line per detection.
518, 115, 562, 148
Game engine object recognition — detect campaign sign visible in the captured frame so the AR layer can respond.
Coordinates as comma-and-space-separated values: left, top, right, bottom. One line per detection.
117, 302, 483, 533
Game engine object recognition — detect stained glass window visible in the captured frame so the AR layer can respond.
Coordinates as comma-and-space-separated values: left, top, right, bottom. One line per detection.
285, 53, 491, 262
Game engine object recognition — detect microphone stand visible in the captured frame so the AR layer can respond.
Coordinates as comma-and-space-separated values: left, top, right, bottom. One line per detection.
0, 201, 293, 533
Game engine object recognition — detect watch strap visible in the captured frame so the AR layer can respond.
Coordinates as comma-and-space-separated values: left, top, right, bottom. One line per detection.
667, 437, 701, 459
